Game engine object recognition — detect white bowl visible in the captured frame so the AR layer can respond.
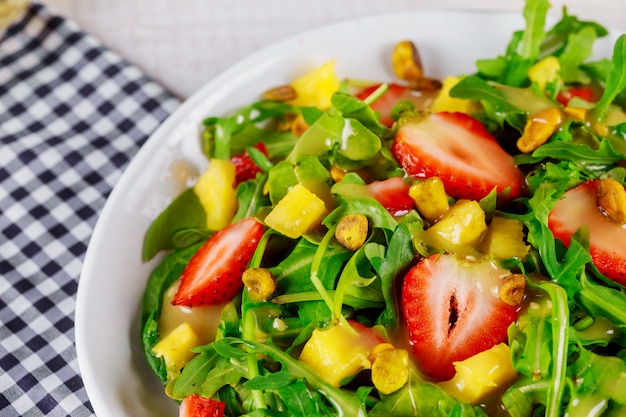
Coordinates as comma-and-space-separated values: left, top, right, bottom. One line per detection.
75, 10, 619, 417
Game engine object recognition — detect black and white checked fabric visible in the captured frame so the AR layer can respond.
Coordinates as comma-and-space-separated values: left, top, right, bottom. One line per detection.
0, 4, 180, 416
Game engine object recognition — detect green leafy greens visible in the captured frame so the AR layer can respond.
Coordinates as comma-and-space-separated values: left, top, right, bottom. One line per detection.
140, 0, 626, 415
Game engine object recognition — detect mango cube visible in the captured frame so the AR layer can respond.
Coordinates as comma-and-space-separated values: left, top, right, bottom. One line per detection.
194, 159, 237, 231
299, 322, 377, 387
439, 343, 518, 404
289, 60, 340, 110
152, 322, 200, 380
480, 216, 530, 260
528, 56, 561, 92
264, 183, 325, 239
423, 199, 487, 252
409, 177, 450, 222
430, 76, 480, 114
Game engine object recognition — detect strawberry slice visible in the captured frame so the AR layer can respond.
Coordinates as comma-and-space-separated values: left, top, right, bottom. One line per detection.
356, 83, 430, 127
548, 180, 626, 285
366, 176, 414, 217
392, 112, 526, 201
179, 394, 225, 417
230, 142, 268, 185
401, 254, 519, 380
172, 217, 265, 307
556, 87, 595, 106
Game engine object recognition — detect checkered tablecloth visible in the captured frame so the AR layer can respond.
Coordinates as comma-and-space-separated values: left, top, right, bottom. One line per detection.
0, 3, 180, 416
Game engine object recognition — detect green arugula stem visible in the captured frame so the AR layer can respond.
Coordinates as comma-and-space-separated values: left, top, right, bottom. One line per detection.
309, 226, 339, 315
241, 293, 268, 410
249, 229, 275, 269
362, 83, 389, 106
538, 281, 570, 417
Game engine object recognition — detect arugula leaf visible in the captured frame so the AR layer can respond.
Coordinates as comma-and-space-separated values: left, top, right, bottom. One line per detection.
275, 380, 333, 417
506, 280, 570, 417
542, 7, 608, 56
270, 238, 351, 325
141, 315, 167, 384
565, 347, 626, 415
288, 111, 382, 166
369, 380, 459, 416
233, 173, 271, 222
199, 360, 244, 399
558, 25, 598, 83
141, 243, 203, 326
449, 75, 520, 114
576, 271, 626, 325
266, 156, 331, 207
142, 187, 207, 261
271, 239, 350, 295
507, 295, 553, 389
266, 160, 298, 205
215, 297, 242, 340
520, 0, 550, 60
366, 224, 414, 327
332, 243, 381, 319
203, 100, 301, 160
214, 338, 368, 416
325, 175, 398, 232
499, 0, 550, 86
330, 92, 391, 139
216, 385, 246, 417
594, 34, 626, 120
244, 372, 296, 391
526, 133, 626, 166
171, 345, 230, 399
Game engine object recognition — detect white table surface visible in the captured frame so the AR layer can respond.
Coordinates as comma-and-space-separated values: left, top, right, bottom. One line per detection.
40, 0, 626, 99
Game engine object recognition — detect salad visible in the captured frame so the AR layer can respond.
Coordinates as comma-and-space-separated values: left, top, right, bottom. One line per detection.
140, 0, 626, 416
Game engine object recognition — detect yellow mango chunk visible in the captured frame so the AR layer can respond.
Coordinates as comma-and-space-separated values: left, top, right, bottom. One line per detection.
299, 322, 378, 387
194, 159, 237, 231
289, 60, 340, 109
528, 56, 561, 91
264, 183, 325, 239
409, 177, 450, 222
480, 216, 530, 260
439, 343, 518, 404
152, 322, 200, 380
423, 200, 487, 252
430, 76, 479, 114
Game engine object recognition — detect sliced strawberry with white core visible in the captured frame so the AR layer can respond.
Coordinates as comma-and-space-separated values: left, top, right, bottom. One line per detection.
172, 217, 265, 307
392, 112, 525, 201
548, 180, 626, 285
401, 254, 519, 380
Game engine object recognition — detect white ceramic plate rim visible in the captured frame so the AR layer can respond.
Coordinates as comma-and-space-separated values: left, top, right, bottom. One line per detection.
75, 9, 619, 417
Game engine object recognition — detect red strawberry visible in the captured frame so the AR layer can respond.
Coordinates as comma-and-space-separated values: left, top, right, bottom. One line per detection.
392, 112, 526, 201
179, 394, 225, 417
349, 319, 385, 347
401, 254, 519, 380
356, 83, 429, 127
548, 180, 626, 286
556, 87, 595, 106
230, 142, 268, 185
366, 177, 414, 217
172, 217, 265, 307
